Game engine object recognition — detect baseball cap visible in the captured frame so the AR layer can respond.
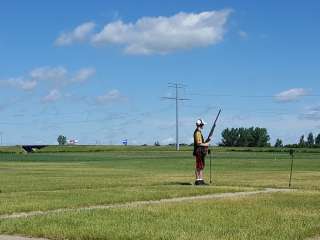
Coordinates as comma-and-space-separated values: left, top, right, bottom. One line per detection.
196, 119, 206, 126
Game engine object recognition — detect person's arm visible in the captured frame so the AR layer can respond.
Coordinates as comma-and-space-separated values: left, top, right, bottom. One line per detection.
199, 142, 209, 147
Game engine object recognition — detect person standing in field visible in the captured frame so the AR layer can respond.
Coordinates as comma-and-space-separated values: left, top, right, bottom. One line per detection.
193, 119, 210, 185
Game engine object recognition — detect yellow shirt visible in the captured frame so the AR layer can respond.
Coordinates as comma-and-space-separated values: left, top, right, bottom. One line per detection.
194, 130, 203, 145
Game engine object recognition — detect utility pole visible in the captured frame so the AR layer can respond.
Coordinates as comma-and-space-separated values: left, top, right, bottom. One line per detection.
0, 132, 2, 146
162, 83, 190, 151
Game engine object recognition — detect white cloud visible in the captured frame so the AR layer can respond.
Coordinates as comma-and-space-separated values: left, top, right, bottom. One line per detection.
30, 66, 95, 84
274, 88, 309, 102
96, 89, 126, 104
90, 9, 232, 55
20, 80, 38, 90
1, 77, 37, 91
301, 106, 320, 121
30, 66, 67, 82
43, 89, 61, 102
71, 67, 96, 82
55, 22, 96, 46
238, 30, 248, 39
1, 66, 95, 92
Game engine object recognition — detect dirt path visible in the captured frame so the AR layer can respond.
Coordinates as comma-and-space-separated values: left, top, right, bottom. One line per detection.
0, 188, 293, 220
0, 236, 48, 240
0, 188, 296, 240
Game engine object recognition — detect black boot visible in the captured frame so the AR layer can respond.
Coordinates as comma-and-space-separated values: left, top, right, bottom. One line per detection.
199, 180, 208, 185
202, 181, 209, 185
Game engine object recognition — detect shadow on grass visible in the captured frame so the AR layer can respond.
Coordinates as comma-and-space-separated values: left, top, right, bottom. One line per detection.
162, 182, 193, 186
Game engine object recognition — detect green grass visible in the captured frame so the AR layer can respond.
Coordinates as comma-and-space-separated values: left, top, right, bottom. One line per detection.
1, 191, 320, 240
0, 148, 319, 239
2, 145, 320, 154
36, 145, 194, 153
0, 151, 255, 215
0, 146, 23, 154
35, 145, 320, 154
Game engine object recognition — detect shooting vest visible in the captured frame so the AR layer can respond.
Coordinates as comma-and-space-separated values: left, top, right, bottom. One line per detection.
193, 129, 204, 156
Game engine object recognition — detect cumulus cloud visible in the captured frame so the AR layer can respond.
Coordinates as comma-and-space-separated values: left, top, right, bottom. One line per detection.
55, 10, 232, 54
96, 89, 126, 104
30, 66, 94, 84
42, 89, 61, 103
71, 67, 96, 82
19, 80, 38, 90
0, 66, 95, 91
92, 10, 232, 54
300, 106, 320, 121
274, 88, 309, 102
30, 66, 67, 82
55, 22, 96, 46
1, 78, 37, 91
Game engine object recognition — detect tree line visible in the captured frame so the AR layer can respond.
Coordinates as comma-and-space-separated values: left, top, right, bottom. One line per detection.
283, 132, 320, 148
219, 127, 320, 148
220, 127, 270, 147
56, 129, 320, 148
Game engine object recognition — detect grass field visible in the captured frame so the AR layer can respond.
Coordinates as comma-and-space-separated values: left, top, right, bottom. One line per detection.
0, 146, 319, 239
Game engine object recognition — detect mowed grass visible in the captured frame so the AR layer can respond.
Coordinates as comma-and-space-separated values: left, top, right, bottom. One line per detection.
0, 150, 257, 215
1, 191, 320, 240
0, 150, 319, 215
0, 147, 319, 239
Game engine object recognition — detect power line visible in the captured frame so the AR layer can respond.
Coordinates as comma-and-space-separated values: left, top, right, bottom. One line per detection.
0, 106, 175, 127
161, 82, 190, 151
186, 92, 320, 98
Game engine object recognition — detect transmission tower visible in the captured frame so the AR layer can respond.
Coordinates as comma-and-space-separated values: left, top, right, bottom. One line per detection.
162, 83, 190, 151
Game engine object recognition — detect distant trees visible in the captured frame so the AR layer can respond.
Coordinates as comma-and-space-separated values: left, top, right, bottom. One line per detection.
307, 133, 315, 147
298, 135, 305, 148
274, 138, 283, 148
220, 127, 270, 147
221, 128, 238, 146
57, 135, 67, 145
316, 134, 320, 145
179, 143, 188, 146
219, 128, 320, 148
288, 132, 320, 148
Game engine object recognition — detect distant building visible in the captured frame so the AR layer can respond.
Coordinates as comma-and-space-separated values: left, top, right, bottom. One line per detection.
68, 139, 79, 145
122, 139, 128, 146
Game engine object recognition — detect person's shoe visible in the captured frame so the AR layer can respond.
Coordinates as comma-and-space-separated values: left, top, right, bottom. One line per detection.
199, 180, 208, 185
195, 180, 201, 185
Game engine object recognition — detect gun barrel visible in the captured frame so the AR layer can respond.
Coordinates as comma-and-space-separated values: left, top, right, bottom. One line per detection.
206, 109, 222, 142
214, 109, 222, 125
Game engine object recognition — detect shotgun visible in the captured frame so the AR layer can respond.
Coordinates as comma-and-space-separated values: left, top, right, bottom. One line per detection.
205, 109, 222, 143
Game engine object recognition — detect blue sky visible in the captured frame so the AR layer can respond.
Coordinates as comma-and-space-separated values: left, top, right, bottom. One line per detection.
0, 0, 320, 145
